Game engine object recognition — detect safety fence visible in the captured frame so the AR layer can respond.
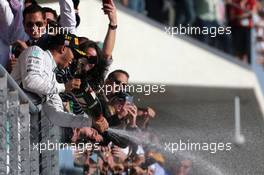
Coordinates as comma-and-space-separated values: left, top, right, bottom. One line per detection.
0, 65, 60, 175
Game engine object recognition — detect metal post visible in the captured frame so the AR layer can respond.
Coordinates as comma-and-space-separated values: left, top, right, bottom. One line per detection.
234, 96, 245, 145
39, 114, 60, 175
8, 91, 20, 175
0, 74, 8, 174
30, 112, 40, 175
19, 103, 31, 175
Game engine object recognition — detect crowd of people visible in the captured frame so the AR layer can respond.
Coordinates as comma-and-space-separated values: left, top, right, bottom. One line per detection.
6, 0, 264, 174
120, 0, 264, 64
0, 0, 194, 174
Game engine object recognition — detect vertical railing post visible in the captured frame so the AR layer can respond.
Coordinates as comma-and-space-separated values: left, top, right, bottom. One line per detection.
19, 103, 30, 175
39, 114, 60, 175
0, 74, 8, 174
234, 96, 245, 145
8, 91, 20, 175
30, 113, 40, 175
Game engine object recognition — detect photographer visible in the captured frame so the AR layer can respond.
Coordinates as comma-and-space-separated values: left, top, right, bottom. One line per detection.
105, 70, 156, 130
108, 92, 138, 130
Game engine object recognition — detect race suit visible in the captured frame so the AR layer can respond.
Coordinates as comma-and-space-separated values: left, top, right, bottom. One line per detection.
11, 46, 92, 128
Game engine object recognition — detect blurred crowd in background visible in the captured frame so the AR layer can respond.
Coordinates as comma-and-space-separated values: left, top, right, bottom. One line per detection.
3, 0, 264, 174
120, 0, 264, 64
0, 0, 194, 174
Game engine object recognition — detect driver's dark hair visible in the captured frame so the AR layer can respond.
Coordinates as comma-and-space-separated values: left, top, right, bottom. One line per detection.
42, 7, 58, 21
23, 4, 44, 21
40, 34, 65, 51
107, 70, 130, 82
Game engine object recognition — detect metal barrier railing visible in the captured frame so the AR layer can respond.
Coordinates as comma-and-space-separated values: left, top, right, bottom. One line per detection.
0, 65, 60, 175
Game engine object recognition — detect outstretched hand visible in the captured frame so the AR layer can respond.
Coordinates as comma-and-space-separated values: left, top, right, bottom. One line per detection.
93, 115, 109, 133
102, 0, 117, 25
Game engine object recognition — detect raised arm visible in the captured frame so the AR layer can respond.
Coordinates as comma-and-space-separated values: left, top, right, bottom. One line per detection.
0, 0, 15, 42
102, 0, 117, 60
9, 0, 29, 42
59, 0, 77, 34
0, 0, 28, 42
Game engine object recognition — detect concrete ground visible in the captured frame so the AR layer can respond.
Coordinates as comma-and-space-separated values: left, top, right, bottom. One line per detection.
134, 86, 264, 175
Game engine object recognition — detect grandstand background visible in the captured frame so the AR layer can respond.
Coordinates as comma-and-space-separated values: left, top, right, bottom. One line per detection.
0, 0, 263, 174
41, 0, 264, 174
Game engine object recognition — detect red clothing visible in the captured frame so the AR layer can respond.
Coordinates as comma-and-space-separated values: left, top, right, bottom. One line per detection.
228, 0, 257, 28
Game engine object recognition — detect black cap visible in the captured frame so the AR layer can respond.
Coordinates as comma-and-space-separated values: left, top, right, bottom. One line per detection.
42, 33, 87, 57
62, 34, 87, 56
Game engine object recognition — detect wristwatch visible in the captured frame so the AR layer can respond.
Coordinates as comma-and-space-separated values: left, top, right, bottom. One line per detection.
109, 23, 118, 30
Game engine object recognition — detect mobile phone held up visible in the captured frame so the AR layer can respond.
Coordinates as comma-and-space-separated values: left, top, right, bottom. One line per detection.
103, 0, 110, 5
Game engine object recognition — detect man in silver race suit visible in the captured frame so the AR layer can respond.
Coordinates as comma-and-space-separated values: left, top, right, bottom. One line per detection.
11, 33, 109, 133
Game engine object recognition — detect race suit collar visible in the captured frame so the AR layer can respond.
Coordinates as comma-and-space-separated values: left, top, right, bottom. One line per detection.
46, 50, 58, 72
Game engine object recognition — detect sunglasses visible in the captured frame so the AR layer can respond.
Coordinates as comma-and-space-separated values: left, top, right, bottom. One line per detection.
78, 56, 98, 64
86, 56, 98, 64
25, 21, 44, 28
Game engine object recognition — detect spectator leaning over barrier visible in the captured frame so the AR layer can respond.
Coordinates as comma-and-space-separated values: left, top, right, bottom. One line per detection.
11, 33, 108, 132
